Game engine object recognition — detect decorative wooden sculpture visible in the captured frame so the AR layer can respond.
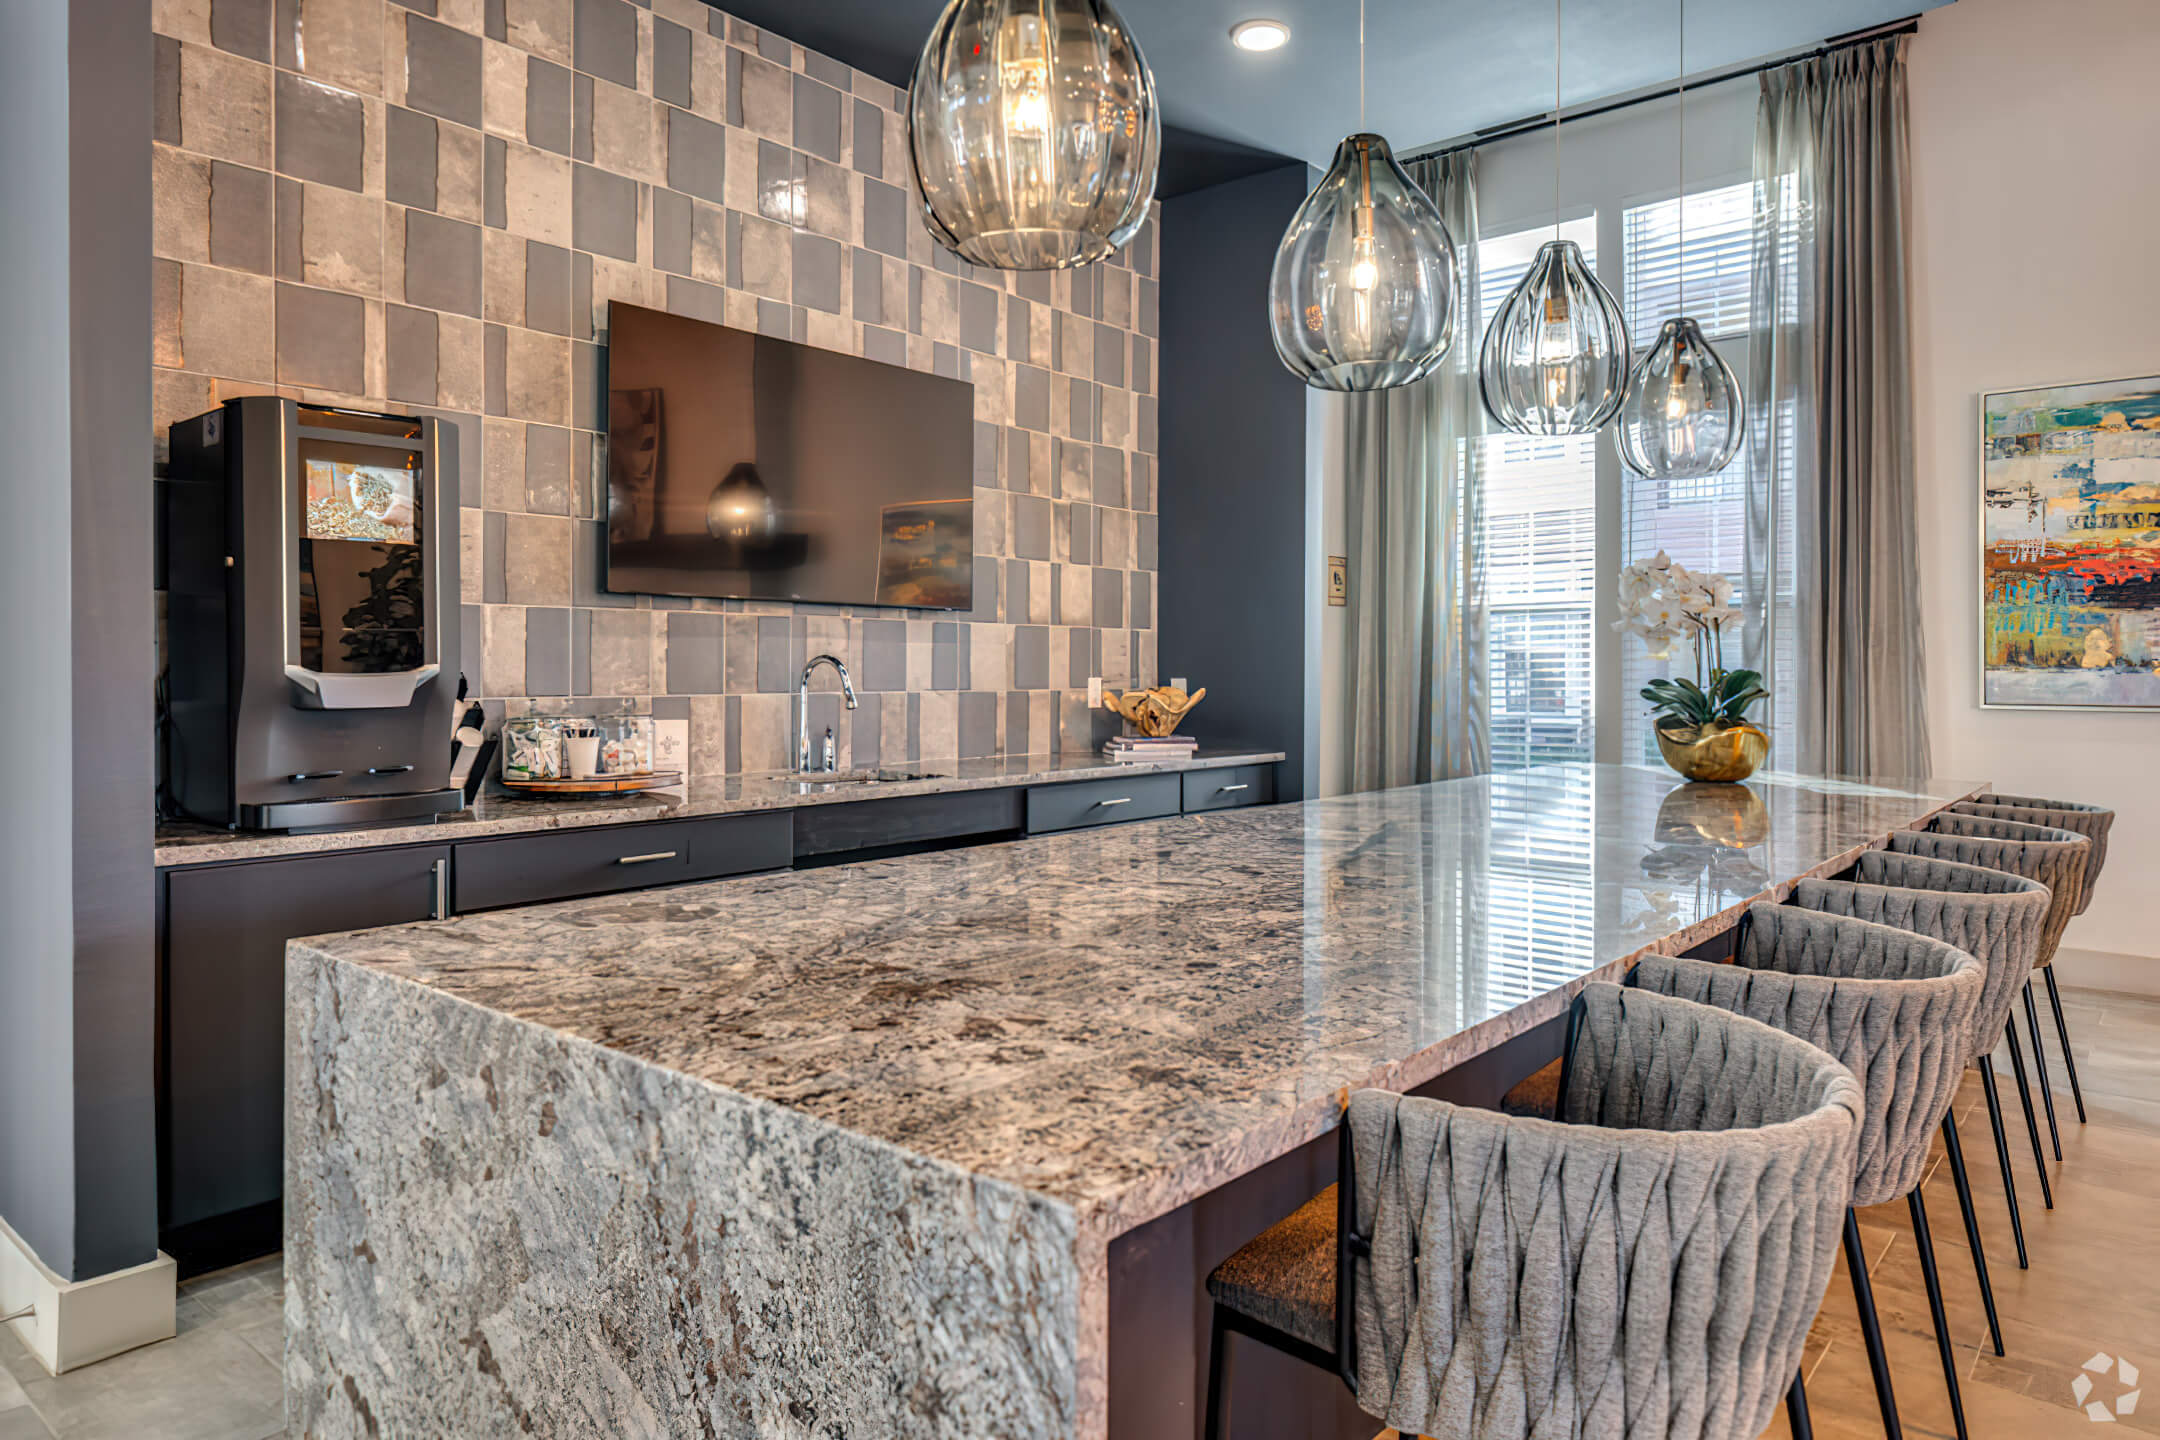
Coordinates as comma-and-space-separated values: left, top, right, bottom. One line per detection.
1101, 685, 1207, 737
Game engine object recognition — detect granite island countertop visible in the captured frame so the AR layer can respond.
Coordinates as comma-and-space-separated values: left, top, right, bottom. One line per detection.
155, 748, 1282, 866
285, 764, 1984, 1440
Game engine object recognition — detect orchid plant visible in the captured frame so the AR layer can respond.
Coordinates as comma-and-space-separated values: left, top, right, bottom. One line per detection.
1615, 552, 1768, 736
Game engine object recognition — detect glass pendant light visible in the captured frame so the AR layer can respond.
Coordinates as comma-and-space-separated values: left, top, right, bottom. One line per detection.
1615, 0, 1745, 477
1267, 0, 1458, 392
1478, 0, 1631, 434
907, 0, 1160, 271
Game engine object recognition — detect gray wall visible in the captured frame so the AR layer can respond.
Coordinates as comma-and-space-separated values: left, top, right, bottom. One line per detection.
1159, 164, 1317, 797
0, 0, 158, 1283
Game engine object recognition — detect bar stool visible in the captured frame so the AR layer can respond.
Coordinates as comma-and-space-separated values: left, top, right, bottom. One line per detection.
1201, 983, 1862, 1440
1627, 904, 1984, 1440
1789, 848, 2051, 1296
1918, 813, 2093, 1168
1949, 794, 2115, 1130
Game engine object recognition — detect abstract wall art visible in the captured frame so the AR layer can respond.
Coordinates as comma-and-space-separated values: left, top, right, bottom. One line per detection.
1981, 374, 2160, 709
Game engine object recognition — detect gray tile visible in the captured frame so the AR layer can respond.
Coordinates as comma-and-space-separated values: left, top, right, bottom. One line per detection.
931, 621, 959, 691
849, 696, 882, 769
862, 618, 905, 692
756, 139, 800, 225
573, 71, 594, 162
154, 33, 181, 146
1136, 512, 1157, 569
1132, 334, 1151, 394
526, 56, 574, 156
666, 106, 727, 204
791, 231, 841, 314
958, 691, 996, 759
1069, 264, 1098, 320
862, 325, 906, 367
482, 509, 507, 602
653, 16, 692, 108
1138, 393, 1157, 454
1014, 625, 1049, 691
1070, 378, 1098, 443
208, 161, 273, 274
571, 519, 632, 607
571, 163, 637, 260
862, 178, 907, 258
666, 273, 727, 325
404, 11, 482, 128
274, 71, 364, 191
1015, 365, 1049, 432
851, 246, 883, 325
1130, 571, 1151, 628
525, 423, 574, 513
212, 0, 272, 63
1068, 503, 1093, 565
973, 421, 999, 488
13, 1327, 282, 1440
802, 48, 849, 90
1093, 567, 1124, 628
404, 210, 483, 317
1006, 295, 1031, 364
1095, 320, 1125, 386
1093, 445, 1125, 508
1138, 276, 1159, 337
386, 304, 438, 404
960, 281, 999, 354
0, 1404, 53, 1438
386, 106, 438, 209
1015, 269, 1052, 305
755, 27, 790, 65
653, 187, 692, 274
484, 134, 507, 228
588, 607, 652, 694
573, 0, 638, 88
1012, 494, 1050, 560
852, 98, 884, 179
524, 241, 574, 335
274, 282, 364, 392
755, 614, 795, 692
1068, 625, 1097, 687
526, 606, 571, 695
793, 75, 841, 162
572, 340, 606, 429
570, 607, 593, 695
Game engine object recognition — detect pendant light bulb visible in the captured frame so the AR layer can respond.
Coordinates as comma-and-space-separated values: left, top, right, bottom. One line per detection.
907, 0, 1161, 271
1267, 0, 1458, 392
1617, 316, 1746, 478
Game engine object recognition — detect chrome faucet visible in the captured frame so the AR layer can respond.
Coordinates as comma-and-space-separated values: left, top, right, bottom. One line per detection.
796, 654, 859, 772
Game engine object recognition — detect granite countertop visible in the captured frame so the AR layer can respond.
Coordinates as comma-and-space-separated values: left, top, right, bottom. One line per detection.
154, 748, 1283, 867
293, 764, 1982, 1247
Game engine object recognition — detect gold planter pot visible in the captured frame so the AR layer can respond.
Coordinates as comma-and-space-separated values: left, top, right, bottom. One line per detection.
1654, 722, 1770, 783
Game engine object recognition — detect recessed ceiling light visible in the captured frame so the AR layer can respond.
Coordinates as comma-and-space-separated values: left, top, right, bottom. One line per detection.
1230, 19, 1291, 52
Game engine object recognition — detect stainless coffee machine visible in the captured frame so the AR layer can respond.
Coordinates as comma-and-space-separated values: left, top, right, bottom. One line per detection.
161, 398, 463, 830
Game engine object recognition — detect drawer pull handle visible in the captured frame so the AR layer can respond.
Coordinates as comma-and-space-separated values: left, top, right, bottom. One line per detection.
1217, 783, 1250, 793
368, 764, 415, 776
616, 851, 680, 866
289, 770, 344, 782
1095, 797, 1133, 808
431, 858, 449, 920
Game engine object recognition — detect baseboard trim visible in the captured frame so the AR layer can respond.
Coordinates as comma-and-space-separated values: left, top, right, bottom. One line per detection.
0, 1213, 176, 1375
2055, 945, 2160, 999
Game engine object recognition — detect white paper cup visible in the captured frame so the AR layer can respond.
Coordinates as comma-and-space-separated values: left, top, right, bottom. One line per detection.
565, 734, 603, 779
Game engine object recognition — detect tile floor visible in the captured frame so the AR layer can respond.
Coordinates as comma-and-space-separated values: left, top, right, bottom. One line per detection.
1, 985, 2154, 1439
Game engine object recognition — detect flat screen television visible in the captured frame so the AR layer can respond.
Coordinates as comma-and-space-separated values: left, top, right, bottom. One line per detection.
604, 300, 977, 609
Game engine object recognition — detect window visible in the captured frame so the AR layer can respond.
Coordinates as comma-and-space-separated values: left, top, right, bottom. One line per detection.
1616, 182, 1770, 763
1478, 218, 1599, 774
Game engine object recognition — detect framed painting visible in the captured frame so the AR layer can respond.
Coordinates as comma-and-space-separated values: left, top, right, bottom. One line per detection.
1980, 374, 2160, 710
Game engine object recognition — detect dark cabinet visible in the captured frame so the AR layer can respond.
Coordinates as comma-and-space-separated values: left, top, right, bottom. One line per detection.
162, 843, 447, 1259
1182, 764, 1276, 813
1025, 772, 1182, 834
452, 812, 789, 912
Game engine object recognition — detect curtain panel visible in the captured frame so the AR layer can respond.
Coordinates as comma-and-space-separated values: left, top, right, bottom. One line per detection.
1336, 150, 1489, 792
1750, 35, 1931, 778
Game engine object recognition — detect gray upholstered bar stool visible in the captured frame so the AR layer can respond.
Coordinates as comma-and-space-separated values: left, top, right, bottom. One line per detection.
1789, 849, 2051, 1298
1910, 814, 2093, 1176
1627, 904, 1984, 1440
1949, 794, 2116, 1130
1201, 983, 1863, 1440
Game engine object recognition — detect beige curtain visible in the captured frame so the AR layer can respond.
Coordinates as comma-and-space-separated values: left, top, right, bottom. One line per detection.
1751, 36, 1930, 778
1338, 150, 1487, 792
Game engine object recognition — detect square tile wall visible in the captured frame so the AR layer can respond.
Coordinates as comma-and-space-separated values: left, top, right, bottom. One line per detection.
149, 0, 1162, 771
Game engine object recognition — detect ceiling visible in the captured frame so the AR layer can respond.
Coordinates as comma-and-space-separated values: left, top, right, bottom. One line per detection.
709, 0, 1950, 194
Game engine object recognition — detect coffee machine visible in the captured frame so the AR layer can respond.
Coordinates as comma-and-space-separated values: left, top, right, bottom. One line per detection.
161, 398, 463, 830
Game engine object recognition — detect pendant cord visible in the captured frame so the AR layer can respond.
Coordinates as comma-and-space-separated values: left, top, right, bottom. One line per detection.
1677, 0, 1686, 317
1552, 0, 1561, 240
1358, 0, 1366, 133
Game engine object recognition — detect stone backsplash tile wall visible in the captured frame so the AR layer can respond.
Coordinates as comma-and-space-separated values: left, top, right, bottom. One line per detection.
149, 0, 1160, 773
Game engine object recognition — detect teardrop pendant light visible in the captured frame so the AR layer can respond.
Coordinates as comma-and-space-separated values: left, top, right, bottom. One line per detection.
1615, 0, 1746, 477
1268, 0, 1458, 391
907, 0, 1161, 271
1478, 0, 1631, 434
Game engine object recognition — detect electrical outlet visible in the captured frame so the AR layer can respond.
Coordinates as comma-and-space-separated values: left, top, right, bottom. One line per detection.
1087, 676, 1103, 706
1170, 677, 1187, 693
1327, 556, 1348, 606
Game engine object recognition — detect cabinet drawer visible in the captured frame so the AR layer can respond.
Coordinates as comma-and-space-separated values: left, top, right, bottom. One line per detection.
453, 811, 790, 912
794, 787, 1023, 859
1025, 773, 1181, 835
1183, 764, 1276, 813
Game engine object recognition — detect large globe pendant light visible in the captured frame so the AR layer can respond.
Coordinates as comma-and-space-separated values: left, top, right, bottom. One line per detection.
1479, 0, 1631, 434
1267, 0, 1458, 392
1615, 1, 1746, 477
907, 0, 1161, 271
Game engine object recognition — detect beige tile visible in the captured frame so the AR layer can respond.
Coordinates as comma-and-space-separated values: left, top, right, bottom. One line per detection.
153, 144, 211, 263
690, 201, 726, 288
437, 312, 486, 413
153, 259, 184, 369
588, 608, 652, 695
482, 418, 525, 511
285, 0, 381, 97
153, 0, 210, 44
502, 327, 570, 424
589, 80, 658, 182
689, 694, 727, 774
482, 38, 527, 143
736, 51, 790, 141
296, 182, 382, 294
738, 691, 790, 773
501, 143, 571, 248
176, 263, 274, 380
483, 228, 526, 326
735, 211, 790, 302
481, 604, 526, 699
437, 120, 487, 225
153, 366, 218, 444
178, 42, 272, 169
919, 689, 958, 760
503, 0, 572, 65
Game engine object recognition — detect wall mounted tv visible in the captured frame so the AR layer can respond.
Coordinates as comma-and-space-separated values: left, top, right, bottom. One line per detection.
604, 300, 976, 609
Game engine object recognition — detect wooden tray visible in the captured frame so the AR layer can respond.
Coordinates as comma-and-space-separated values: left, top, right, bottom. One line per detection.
499, 770, 682, 795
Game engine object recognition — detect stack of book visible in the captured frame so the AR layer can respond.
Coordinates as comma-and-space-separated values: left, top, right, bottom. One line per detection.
1102, 734, 1199, 763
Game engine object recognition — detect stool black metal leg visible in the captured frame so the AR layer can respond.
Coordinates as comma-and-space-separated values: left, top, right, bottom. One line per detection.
2043, 965, 2089, 1124
2024, 980, 2063, 1161
1941, 1115, 2004, 1356
1787, 1369, 1815, 1440
1203, 1305, 1228, 1440
1909, 1188, 1970, 1440
2003, 1020, 2055, 1209
1977, 1058, 2029, 1268
1845, 1207, 1903, 1440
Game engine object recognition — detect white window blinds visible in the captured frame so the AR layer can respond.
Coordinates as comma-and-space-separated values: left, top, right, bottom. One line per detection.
1478, 218, 1600, 774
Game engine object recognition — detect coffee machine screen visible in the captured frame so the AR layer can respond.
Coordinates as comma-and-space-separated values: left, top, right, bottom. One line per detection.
297, 438, 426, 676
